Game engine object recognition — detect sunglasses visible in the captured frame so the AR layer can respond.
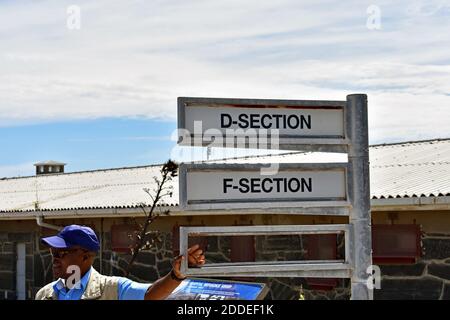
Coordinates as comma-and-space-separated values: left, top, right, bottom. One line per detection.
50, 248, 87, 259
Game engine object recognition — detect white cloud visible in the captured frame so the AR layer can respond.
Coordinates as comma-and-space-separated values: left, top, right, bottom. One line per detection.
0, 0, 449, 143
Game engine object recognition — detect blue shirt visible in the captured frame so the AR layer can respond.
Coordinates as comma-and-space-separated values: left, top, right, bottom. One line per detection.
53, 268, 151, 300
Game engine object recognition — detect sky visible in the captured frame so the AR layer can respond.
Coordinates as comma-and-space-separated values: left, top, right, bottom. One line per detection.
0, 0, 449, 177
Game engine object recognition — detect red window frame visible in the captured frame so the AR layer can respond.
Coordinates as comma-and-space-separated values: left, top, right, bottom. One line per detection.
304, 234, 339, 290
372, 224, 422, 264
111, 224, 140, 253
231, 236, 256, 262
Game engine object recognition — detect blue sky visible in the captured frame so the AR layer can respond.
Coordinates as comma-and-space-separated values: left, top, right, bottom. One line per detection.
0, 118, 176, 176
1, 0, 450, 177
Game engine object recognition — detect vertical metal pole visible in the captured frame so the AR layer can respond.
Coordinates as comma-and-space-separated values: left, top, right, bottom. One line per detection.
179, 227, 189, 275
346, 94, 372, 300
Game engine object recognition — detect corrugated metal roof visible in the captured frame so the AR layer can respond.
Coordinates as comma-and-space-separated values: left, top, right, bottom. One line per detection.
0, 165, 179, 213
0, 138, 449, 214
369, 139, 450, 199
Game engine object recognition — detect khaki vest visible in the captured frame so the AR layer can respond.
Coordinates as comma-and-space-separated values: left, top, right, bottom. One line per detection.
35, 268, 120, 300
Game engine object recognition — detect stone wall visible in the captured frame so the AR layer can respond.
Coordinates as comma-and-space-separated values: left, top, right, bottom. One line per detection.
96, 231, 175, 283
33, 231, 65, 296
1, 229, 449, 300
0, 232, 34, 300
254, 233, 350, 300
375, 233, 450, 300
272, 232, 450, 300
253, 232, 450, 300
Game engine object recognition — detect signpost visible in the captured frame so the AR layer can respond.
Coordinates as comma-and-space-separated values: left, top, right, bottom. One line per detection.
180, 163, 350, 215
177, 94, 372, 300
178, 97, 349, 152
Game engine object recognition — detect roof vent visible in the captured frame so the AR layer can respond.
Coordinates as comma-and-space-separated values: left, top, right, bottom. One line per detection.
34, 161, 66, 175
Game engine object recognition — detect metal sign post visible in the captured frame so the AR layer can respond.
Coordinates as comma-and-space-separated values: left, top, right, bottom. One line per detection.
346, 94, 372, 300
177, 94, 372, 300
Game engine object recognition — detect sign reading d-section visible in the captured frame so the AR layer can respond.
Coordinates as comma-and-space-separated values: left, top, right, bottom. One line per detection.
179, 163, 350, 213
177, 97, 347, 150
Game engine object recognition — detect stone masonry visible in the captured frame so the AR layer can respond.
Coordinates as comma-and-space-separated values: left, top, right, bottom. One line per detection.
1, 230, 450, 300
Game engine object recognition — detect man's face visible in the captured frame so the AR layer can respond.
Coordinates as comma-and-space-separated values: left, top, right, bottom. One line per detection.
49, 246, 89, 279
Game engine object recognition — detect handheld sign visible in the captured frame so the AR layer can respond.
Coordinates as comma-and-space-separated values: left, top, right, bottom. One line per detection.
166, 278, 268, 300
178, 97, 348, 152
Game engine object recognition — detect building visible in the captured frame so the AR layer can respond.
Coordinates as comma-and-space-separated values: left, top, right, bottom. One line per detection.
0, 138, 449, 300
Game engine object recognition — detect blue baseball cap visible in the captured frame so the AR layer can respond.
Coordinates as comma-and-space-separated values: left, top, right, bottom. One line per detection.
41, 225, 100, 252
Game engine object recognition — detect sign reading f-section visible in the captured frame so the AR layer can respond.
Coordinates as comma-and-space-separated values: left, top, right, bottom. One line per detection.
177, 97, 347, 151
179, 163, 350, 214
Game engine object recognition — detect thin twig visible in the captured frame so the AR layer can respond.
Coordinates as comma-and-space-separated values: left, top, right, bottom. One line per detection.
124, 160, 178, 277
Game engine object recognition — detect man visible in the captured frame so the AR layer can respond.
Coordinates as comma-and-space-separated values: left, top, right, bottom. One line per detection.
35, 224, 205, 300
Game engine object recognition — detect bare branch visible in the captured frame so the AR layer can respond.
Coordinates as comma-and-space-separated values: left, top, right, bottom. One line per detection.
124, 160, 178, 277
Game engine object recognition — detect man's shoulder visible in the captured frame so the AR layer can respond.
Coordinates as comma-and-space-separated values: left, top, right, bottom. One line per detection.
91, 269, 122, 284
35, 280, 58, 300
89, 269, 123, 293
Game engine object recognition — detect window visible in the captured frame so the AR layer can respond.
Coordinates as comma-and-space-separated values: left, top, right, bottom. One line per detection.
304, 234, 339, 290
111, 224, 140, 253
372, 224, 422, 264
231, 236, 255, 262
230, 235, 256, 282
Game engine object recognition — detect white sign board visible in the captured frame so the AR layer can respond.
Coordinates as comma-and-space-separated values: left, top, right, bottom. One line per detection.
179, 163, 349, 213
178, 97, 348, 152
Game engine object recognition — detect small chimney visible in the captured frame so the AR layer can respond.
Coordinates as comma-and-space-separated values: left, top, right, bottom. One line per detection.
34, 161, 66, 175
